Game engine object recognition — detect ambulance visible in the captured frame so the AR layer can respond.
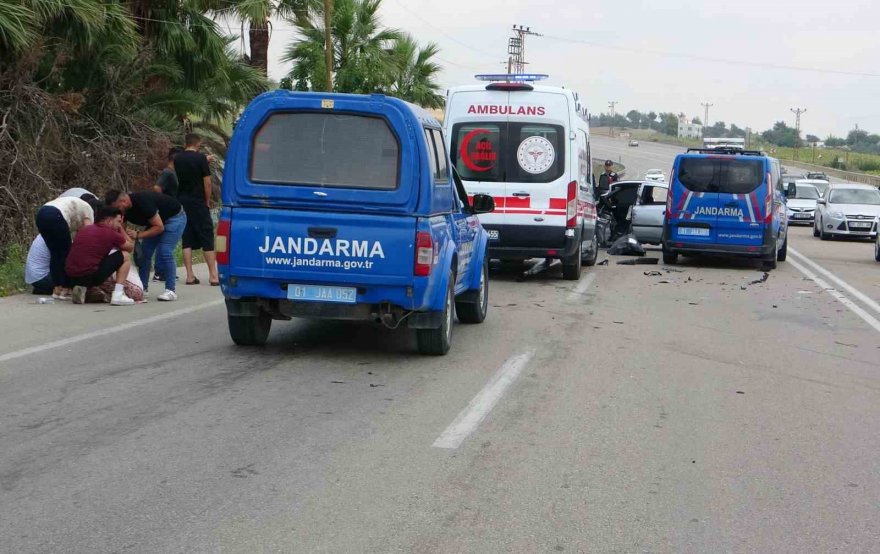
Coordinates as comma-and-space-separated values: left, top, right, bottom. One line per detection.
444, 74, 598, 280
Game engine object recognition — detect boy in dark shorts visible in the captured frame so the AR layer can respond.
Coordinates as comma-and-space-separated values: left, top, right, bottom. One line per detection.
175, 133, 219, 286
66, 206, 136, 306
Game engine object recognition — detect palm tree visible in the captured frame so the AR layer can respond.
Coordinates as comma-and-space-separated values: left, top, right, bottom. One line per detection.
389, 33, 444, 108
283, 0, 401, 94
216, 0, 320, 76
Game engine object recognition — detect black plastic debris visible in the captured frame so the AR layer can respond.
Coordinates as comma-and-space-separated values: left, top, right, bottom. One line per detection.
644, 270, 663, 276
618, 257, 659, 265
663, 267, 685, 273
748, 272, 770, 285
607, 234, 646, 256
597, 259, 609, 266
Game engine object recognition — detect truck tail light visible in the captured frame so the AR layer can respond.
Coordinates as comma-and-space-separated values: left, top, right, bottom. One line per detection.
414, 231, 433, 276
215, 219, 231, 265
566, 180, 578, 228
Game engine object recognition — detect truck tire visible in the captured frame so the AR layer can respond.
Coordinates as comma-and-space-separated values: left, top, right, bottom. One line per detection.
417, 272, 454, 355
582, 231, 599, 267
456, 259, 488, 324
562, 238, 582, 280
228, 309, 272, 346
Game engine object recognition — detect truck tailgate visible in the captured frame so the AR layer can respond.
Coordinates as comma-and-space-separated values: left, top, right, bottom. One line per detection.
229, 207, 417, 286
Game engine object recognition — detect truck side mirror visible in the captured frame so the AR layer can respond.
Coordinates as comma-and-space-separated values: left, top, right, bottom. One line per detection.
471, 193, 495, 214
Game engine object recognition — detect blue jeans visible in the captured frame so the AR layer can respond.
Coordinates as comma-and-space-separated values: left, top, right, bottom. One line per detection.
140, 212, 186, 292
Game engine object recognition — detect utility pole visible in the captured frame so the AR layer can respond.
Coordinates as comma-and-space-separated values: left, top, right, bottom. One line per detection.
323, 0, 333, 91
701, 102, 713, 129
608, 101, 618, 138
508, 25, 541, 74
791, 107, 806, 160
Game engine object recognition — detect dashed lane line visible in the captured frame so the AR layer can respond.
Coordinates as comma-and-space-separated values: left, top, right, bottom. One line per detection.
789, 247, 880, 315
432, 351, 535, 449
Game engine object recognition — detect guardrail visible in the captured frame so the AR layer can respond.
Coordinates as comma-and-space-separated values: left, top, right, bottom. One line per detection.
780, 159, 880, 187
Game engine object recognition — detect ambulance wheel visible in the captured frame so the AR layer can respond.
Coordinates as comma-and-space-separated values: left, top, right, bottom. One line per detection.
777, 234, 788, 262
582, 231, 599, 267
417, 272, 454, 356
456, 259, 488, 324
228, 309, 272, 346
562, 238, 583, 280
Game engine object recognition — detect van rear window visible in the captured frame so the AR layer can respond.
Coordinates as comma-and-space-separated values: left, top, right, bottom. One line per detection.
451, 122, 564, 183
678, 158, 764, 194
250, 113, 399, 190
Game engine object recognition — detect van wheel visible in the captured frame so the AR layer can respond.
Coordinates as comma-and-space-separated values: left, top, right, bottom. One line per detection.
562, 238, 583, 280
417, 272, 454, 355
456, 259, 488, 324
228, 309, 272, 346
662, 248, 678, 265
777, 234, 788, 262
582, 231, 599, 266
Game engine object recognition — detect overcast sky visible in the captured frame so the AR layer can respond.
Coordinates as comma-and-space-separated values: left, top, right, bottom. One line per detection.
254, 0, 879, 138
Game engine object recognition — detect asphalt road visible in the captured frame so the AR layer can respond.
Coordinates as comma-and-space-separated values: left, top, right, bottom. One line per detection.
1, 138, 879, 553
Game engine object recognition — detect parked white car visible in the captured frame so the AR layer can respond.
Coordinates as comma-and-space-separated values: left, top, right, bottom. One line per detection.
814, 183, 880, 240
644, 169, 665, 182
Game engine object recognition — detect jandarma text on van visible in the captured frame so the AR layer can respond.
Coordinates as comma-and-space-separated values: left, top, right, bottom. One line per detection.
259, 236, 386, 258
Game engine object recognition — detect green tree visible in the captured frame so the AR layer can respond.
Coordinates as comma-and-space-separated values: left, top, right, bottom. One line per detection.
761, 121, 797, 147
646, 111, 657, 130
626, 109, 642, 128
658, 112, 679, 136
389, 33, 444, 108
283, 0, 402, 94
805, 134, 820, 144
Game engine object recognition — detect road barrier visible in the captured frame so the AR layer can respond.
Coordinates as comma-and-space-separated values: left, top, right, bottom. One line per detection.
780, 160, 880, 187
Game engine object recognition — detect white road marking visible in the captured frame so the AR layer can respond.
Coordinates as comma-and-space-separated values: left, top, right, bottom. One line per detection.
789, 247, 880, 315
0, 299, 225, 365
788, 258, 880, 334
432, 351, 534, 449
567, 273, 598, 301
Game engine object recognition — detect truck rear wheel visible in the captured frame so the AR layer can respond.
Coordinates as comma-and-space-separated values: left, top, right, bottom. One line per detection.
417, 272, 454, 355
456, 259, 488, 324
228, 309, 272, 346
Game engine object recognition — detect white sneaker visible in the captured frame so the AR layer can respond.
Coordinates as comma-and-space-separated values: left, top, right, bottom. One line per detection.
111, 291, 135, 306
157, 290, 178, 302
71, 286, 87, 305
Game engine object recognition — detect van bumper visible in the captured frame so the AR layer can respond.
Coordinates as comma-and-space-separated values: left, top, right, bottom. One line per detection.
489, 233, 579, 260
662, 241, 774, 258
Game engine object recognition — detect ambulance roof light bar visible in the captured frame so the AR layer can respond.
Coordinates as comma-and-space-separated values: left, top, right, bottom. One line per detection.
474, 73, 549, 82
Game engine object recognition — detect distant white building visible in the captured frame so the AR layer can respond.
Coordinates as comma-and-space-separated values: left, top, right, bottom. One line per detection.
677, 115, 703, 139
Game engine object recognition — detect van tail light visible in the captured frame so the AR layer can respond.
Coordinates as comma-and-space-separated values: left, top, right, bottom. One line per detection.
215, 219, 231, 265
666, 170, 675, 217
566, 180, 578, 228
414, 231, 434, 276
764, 171, 773, 222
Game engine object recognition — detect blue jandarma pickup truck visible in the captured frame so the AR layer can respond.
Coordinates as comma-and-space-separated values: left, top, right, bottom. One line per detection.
216, 91, 495, 355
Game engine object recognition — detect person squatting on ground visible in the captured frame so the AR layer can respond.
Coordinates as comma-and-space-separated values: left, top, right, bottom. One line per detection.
66, 206, 137, 306
25, 235, 53, 295
175, 133, 219, 286
34, 194, 94, 300
106, 190, 186, 302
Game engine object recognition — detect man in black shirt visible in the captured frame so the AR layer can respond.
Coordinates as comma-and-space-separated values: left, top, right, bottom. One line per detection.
175, 133, 219, 286
106, 190, 187, 301
152, 146, 183, 282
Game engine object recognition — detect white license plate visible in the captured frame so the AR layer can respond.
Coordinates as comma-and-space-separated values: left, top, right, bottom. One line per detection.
287, 284, 356, 304
792, 213, 812, 219
488, 230, 500, 240
849, 222, 872, 228
678, 227, 710, 237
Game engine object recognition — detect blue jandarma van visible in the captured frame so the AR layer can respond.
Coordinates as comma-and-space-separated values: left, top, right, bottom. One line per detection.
663, 148, 789, 269
216, 91, 495, 355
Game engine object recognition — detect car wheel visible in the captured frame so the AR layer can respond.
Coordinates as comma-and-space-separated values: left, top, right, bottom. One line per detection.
875, 236, 880, 262
777, 233, 788, 262
562, 237, 583, 280
228, 309, 272, 346
820, 219, 831, 240
417, 272, 454, 355
455, 259, 488, 324
813, 220, 820, 237
582, 230, 599, 267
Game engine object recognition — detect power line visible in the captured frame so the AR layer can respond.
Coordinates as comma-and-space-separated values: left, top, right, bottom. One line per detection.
385, 0, 498, 60
791, 107, 806, 159
541, 33, 880, 78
